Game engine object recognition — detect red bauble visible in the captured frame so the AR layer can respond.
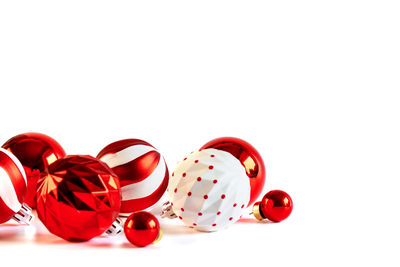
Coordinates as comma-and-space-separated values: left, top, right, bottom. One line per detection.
256, 190, 293, 222
2, 132, 66, 208
124, 211, 162, 247
201, 137, 266, 206
97, 139, 169, 215
36, 155, 121, 242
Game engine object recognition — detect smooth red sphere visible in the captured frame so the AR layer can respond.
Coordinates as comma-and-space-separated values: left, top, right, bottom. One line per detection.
124, 211, 161, 247
2, 132, 66, 208
36, 155, 121, 242
260, 190, 293, 222
201, 137, 266, 206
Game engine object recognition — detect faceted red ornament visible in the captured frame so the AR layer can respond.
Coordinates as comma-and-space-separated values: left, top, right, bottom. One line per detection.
201, 137, 266, 206
36, 155, 121, 242
124, 211, 162, 247
254, 190, 293, 222
2, 132, 66, 208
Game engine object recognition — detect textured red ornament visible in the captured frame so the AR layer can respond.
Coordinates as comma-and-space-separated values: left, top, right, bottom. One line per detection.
0, 148, 27, 224
201, 137, 266, 206
36, 155, 121, 242
97, 139, 169, 215
257, 190, 293, 222
124, 211, 161, 247
2, 132, 66, 208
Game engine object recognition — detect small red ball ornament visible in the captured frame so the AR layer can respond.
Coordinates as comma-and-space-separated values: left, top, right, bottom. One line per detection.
124, 211, 162, 247
253, 190, 293, 222
2, 132, 66, 208
201, 137, 266, 206
36, 155, 121, 242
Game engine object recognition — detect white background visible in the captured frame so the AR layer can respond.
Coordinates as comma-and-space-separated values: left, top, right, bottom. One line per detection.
1, 0, 399, 266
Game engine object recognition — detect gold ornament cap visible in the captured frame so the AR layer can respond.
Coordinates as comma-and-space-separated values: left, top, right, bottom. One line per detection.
153, 229, 163, 244
252, 202, 264, 221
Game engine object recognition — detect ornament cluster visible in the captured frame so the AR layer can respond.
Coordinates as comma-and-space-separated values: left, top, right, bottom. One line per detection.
0, 133, 292, 247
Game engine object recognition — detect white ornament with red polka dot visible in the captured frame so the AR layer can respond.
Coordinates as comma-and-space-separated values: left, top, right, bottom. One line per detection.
168, 148, 250, 232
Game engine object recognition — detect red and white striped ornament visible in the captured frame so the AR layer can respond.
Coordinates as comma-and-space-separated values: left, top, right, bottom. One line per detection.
97, 139, 169, 216
0, 148, 33, 224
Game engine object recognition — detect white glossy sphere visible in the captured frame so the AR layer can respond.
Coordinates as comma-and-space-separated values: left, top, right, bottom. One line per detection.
168, 148, 250, 232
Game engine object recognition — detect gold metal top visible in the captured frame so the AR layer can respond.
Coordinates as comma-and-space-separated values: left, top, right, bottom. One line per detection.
153, 229, 163, 244
252, 202, 264, 221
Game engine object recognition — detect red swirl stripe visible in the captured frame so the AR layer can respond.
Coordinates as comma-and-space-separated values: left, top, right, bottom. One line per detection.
120, 163, 169, 214
111, 151, 161, 186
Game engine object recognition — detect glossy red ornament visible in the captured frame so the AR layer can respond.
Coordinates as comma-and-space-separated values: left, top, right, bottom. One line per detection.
124, 211, 162, 247
2, 132, 66, 208
36, 155, 121, 242
253, 190, 293, 222
201, 137, 266, 206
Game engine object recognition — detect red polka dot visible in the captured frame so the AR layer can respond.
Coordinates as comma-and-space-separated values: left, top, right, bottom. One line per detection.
189, 226, 194, 229
182, 173, 186, 177
171, 202, 173, 206
181, 208, 184, 212
212, 224, 216, 227
193, 223, 197, 226
209, 165, 214, 170
217, 211, 221, 215
233, 203, 237, 207
221, 194, 226, 199
241, 204, 245, 209
197, 177, 202, 182
187, 192, 192, 196
184, 157, 187, 161
174, 188, 177, 193
179, 216, 182, 220
194, 160, 199, 163
213, 179, 218, 184
172, 172, 174, 177
229, 217, 233, 221
211, 155, 215, 157
198, 212, 203, 216
203, 195, 208, 199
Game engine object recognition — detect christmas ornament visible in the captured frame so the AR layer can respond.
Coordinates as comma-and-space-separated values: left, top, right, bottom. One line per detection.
0, 148, 33, 224
253, 190, 293, 222
97, 139, 169, 216
2, 132, 66, 208
201, 137, 266, 206
36, 155, 121, 242
124, 211, 162, 247
163, 148, 250, 232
